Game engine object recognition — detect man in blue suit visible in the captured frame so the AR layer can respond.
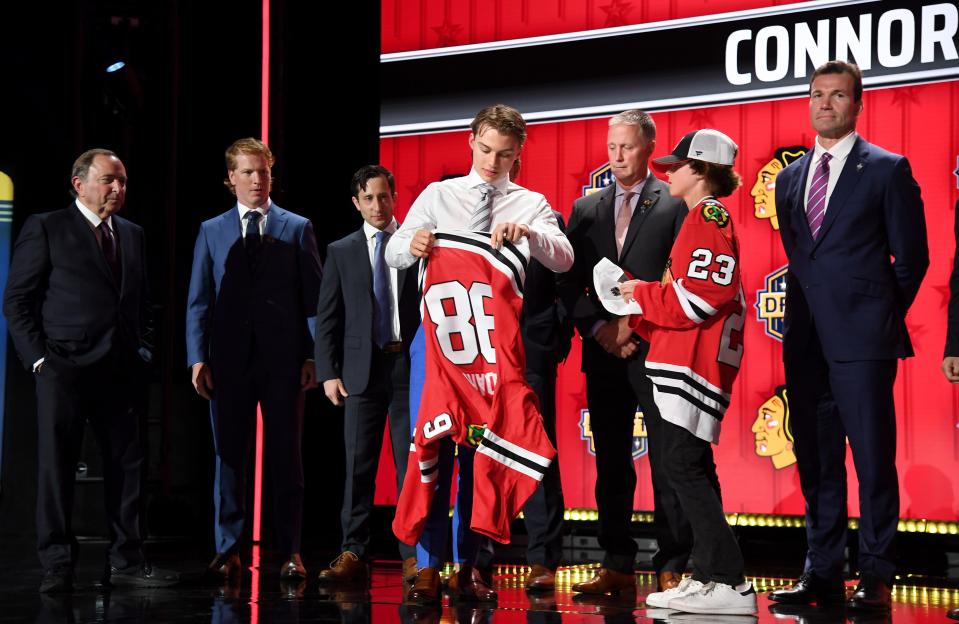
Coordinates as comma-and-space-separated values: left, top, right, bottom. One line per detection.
314, 165, 420, 584
186, 138, 322, 581
769, 61, 928, 612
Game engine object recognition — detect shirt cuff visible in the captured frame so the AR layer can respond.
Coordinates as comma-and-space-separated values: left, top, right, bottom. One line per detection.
32, 357, 45, 372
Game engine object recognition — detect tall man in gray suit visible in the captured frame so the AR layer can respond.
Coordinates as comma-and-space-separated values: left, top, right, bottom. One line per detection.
558, 110, 691, 595
314, 165, 420, 584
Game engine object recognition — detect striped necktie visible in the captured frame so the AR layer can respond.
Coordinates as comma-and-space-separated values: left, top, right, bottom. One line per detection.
468, 183, 496, 232
806, 152, 832, 239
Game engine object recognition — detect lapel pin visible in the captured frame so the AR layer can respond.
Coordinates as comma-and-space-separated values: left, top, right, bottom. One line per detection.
856, 162, 863, 172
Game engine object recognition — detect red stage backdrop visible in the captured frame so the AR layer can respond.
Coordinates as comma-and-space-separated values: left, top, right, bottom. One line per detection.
373, 0, 959, 523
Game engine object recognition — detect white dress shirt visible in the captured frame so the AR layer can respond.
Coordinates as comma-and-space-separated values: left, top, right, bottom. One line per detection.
75, 198, 115, 232
364, 219, 401, 342
237, 198, 272, 235
385, 169, 573, 272
803, 132, 857, 215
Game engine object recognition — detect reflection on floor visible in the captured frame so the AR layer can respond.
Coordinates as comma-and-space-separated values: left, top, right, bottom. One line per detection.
4, 545, 959, 623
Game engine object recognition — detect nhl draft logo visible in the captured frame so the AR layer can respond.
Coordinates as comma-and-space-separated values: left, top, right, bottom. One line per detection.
582, 163, 615, 197
750, 146, 807, 231
579, 408, 648, 460
755, 264, 787, 342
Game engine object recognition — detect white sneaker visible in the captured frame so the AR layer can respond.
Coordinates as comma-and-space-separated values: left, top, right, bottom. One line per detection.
645, 578, 704, 608
668, 581, 757, 615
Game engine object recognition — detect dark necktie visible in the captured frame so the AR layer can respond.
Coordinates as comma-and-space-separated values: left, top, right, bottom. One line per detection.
372, 231, 392, 348
245, 211, 263, 258
98, 222, 121, 284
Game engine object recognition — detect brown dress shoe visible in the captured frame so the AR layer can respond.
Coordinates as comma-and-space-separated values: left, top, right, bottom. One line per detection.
657, 570, 682, 592
402, 557, 418, 583
571, 568, 636, 595
408, 567, 441, 604
525, 565, 557, 592
448, 566, 497, 602
280, 553, 307, 580
208, 552, 241, 580
317, 551, 369, 584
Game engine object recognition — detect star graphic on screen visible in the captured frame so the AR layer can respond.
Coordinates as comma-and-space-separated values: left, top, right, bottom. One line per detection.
406, 179, 426, 200
905, 318, 927, 349
600, 0, 633, 27
891, 86, 922, 108
689, 108, 716, 127
570, 164, 594, 185
432, 18, 463, 47
934, 282, 952, 310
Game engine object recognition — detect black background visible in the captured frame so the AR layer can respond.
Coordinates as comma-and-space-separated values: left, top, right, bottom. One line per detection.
0, 0, 379, 557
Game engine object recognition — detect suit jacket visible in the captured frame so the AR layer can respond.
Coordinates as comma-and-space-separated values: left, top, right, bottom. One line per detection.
558, 173, 687, 373
776, 136, 929, 362
314, 226, 420, 395
947, 200, 959, 358
522, 211, 574, 373
186, 203, 322, 379
3, 204, 152, 370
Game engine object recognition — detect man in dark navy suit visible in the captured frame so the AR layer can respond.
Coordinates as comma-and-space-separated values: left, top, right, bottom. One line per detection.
314, 165, 420, 584
769, 61, 928, 612
4, 149, 177, 592
186, 138, 322, 582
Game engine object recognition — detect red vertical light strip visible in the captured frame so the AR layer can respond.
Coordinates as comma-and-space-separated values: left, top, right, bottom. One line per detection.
252, 0, 270, 546
250, 544, 261, 624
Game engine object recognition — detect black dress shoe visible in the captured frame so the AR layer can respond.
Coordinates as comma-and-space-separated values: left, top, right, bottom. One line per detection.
105, 562, 180, 588
769, 571, 846, 605
39, 567, 75, 593
948, 606, 959, 621
846, 576, 891, 611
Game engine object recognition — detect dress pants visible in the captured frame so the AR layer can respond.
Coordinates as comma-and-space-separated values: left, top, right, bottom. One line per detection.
785, 325, 899, 584
585, 352, 692, 574
520, 365, 565, 570
660, 420, 744, 586
340, 349, 414, 559
34, 347, 145, 572
408, 325, 483, 567
210, 351, 304, 556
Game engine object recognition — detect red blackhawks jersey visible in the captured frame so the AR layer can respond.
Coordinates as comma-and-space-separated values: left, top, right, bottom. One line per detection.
393, 231, 556, 545
629, 197, 745, 444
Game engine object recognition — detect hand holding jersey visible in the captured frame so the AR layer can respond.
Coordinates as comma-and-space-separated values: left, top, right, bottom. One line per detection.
393, 231, 556, 546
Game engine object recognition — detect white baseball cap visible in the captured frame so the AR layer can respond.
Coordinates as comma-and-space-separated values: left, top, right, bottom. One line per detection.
652, 129, 738, 173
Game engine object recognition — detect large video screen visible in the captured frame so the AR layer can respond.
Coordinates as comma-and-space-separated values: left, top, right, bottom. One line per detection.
376, 0, 959, 522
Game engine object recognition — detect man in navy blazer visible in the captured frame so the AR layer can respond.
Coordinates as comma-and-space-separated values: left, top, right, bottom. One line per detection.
314, 165, 420, 584
769, 61, 928, 612
186, 138, 322, 581
4, 149, 177, 592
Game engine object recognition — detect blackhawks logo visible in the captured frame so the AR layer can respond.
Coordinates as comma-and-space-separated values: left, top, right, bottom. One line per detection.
702, 201, 729, 228
751, 145, 808, 231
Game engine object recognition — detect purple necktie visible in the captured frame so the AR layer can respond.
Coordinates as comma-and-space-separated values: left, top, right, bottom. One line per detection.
98, 222, 121, 284
806, 152, 832, 239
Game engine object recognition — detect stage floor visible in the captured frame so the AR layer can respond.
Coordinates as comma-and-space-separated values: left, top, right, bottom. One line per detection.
2, 546, 958, 623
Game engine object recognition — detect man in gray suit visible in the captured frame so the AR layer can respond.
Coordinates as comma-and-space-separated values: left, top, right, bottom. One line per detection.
315, 165, 420, 584
558, 110, 691, 595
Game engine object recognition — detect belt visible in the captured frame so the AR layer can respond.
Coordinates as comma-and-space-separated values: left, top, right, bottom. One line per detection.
381, 341, 403, 354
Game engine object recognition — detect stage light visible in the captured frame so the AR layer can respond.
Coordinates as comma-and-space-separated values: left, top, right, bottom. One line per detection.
105, 61, 125, 73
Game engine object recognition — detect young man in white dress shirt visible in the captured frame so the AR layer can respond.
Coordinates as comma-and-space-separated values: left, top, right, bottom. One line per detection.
387, 104, 573, 604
